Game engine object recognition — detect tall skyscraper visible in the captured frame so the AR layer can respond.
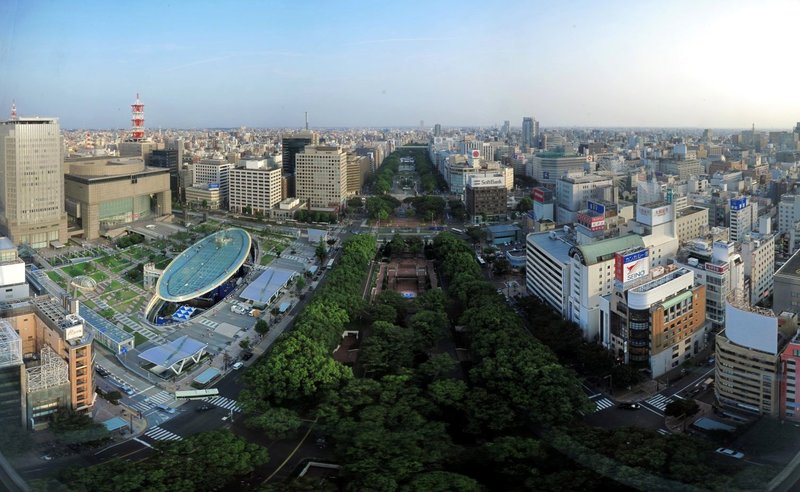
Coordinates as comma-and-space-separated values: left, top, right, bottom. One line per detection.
522, 116, 534, 151
281, 131, 319, 197
0, 118, 67, 248
433, 124, 442, 137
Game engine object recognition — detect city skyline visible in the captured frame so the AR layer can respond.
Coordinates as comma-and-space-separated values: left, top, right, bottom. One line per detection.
1, 0, 799, 128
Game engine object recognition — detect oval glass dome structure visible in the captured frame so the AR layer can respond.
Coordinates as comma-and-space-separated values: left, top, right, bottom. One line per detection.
156, 228, 251, 303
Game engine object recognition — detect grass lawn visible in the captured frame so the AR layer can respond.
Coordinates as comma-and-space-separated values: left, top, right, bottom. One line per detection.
82, 299, 97, 310
107, 280, 124, 291
108, 288, 139, 306
97, 255, 129, 273
260, 254, 275, 266
126, 246, 150, 261
90, 271, 108, 283
134, 333, 149, 346
61, 262, 96, 277
46, 271, 66, 287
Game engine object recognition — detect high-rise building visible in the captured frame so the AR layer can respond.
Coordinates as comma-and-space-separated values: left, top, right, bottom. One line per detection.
281, 131, 319, 197
522, 117, 534, 151
729, 196, 757, 242
0, 118, 67, 248
528, 152, 587, 185
228, 158, 282, 216
194, 159, 234, 207
465, 175, 507, 222
150, 148, 180, 192
433, 124, 442, 137
295, 145, 348, 209
740, 233, 775, 306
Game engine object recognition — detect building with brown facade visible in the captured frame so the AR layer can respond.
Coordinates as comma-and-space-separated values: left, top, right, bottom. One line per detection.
465, 175, 507, 222
64, 156, 171, 239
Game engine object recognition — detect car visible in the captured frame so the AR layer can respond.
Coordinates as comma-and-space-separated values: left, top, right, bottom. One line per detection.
40, 455, 53, 461
95, 366, 110, 377
196, 404, 213, 412
241, 351, 254, 361
120, 385, 135, 396
156, 404, 176, 414
715, 448, 744, 459
619, 402, 641, 410
232, 362, 244, 370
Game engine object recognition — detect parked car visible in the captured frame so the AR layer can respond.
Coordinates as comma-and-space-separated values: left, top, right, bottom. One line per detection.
156, 404, 176, 414
95, 366, 110, 377
715, 448, 744, 459
196, 404, 213, 412
232, 362, 244, 370
619, 402, 641, 410
241, 351, 254, 361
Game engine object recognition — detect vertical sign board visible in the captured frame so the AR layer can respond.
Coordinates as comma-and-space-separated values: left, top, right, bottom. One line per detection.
533, 188, 546, 203
614, 250, 650, 283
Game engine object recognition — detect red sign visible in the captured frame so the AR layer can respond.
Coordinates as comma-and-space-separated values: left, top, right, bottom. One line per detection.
472, 150, 480, 158
533, 189, 545, 203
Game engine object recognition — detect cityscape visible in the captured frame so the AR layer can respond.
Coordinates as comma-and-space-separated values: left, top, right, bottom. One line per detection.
2, 1, 800, 491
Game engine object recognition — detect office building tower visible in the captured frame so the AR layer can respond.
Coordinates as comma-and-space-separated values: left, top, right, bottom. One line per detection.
0, 117, 68, 248
228, 158, 282, 216
433, 124, 442, 137
465, 175, 507, 222
741, 233, 775, 306
150, 148, 180, 192
194, 159, 234, 207
729, 196, 757, 242
522, 117, 534, 151
501, 120, 510, 138
528, 152, 587, 185
281, 131, 319, 197
554, 174, 614, 224
295, 145, 348, 209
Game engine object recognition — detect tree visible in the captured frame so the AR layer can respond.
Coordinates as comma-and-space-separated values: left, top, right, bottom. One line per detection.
242, 205, 253, 216
61, 430, 269, 492
239, 339, 250, 350
244, 332, 352, 406
245, 406, 303, 440
201, 199, 208, 209
665, 399, 700, 419
378, 208, 389, 223
402, 471, 481, 492
466, 226, 486, 244
51, 409, 111, 446
360, 321, 420, 376
255, 319, 269, 337
516, 196, 533, 212
315, 238, 327, 262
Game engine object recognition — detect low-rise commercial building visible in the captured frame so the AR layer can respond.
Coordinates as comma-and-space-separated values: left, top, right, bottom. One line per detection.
185, 184, 222, 210
64, 157, 171, 240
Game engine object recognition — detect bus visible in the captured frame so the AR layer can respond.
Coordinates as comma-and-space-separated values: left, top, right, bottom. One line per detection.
175, 388, 220, 400
476, 254, 486, 266
326, 258, 335, 270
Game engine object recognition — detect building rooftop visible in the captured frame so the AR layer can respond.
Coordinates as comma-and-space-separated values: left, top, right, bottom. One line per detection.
138, 335, 207, 368
573, 234, 646, 266
239, 267, 296, 306
527, 231, 574, 265
157, 228, 251, 302
676, 205, 708, 218
775, 247, 800, 280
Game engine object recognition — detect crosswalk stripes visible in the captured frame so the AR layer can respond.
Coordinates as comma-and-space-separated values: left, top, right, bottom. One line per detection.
206, 395, 242, 413
146, 391, 173, 405
144, 426, 182, 442
657, 428, 670, 436
130, 400, 153, 413
198, 318, 219, 329
645, 394, 673, 412
594, 398, 614, 412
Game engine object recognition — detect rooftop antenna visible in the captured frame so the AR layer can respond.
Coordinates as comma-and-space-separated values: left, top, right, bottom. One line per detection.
10, 100, 17, 121
305, 111, 308, 130
130, 93, 145, 141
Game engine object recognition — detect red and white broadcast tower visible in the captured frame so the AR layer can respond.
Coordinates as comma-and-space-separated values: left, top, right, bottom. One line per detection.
130, 93, 145, 141
10, 100, 17, 121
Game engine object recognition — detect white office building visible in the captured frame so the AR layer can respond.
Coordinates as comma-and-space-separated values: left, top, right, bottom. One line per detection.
228, 158, 283, 216
740, 233, 775, 306
296, 145, 348, 209
194, 159, 234, 206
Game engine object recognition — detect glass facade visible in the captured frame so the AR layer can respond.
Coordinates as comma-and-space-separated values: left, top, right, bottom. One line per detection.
99, 195, 153, 229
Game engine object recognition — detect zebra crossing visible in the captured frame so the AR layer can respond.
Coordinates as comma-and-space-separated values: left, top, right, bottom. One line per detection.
645, 394, 673, 412
657, 428, 670, 436
206, 395, 242, 413
593, 398, 614, 412
198, 318, 219, 329
146, 391, 173, 405
281, 254, 306, 263
144, 426, 182, 442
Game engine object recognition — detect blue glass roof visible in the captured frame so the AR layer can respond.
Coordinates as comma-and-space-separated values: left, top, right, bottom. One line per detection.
138, 335, 207, 368
239, 267, 295, 306
157, 228, 251, 302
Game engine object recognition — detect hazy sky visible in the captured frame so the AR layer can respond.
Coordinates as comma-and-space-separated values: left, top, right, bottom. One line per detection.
1, 0, 798, 129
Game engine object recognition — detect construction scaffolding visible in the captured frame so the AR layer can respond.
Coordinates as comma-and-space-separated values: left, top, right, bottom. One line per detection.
26, 345, 69, 393
0, 320, 22, 369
